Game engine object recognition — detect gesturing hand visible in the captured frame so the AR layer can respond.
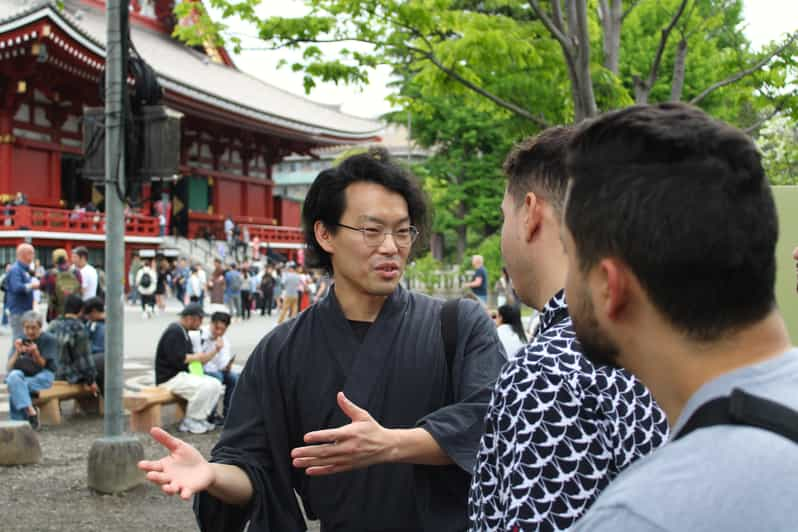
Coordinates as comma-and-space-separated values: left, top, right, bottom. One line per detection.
138, 427, 216, 500
291, 392, 399, 476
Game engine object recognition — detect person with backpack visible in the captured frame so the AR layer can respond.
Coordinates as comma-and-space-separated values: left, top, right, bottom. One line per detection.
39, 248, 82, 322
136, 259, 158, 319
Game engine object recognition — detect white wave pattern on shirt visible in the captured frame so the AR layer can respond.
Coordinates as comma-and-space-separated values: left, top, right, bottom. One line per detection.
468, 290, 669, 532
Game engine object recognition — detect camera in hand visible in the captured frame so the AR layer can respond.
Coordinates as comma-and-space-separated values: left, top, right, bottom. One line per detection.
21, 338, 33, 345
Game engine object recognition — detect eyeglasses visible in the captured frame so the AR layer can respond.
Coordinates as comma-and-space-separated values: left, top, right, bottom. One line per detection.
334, 223, 419, 248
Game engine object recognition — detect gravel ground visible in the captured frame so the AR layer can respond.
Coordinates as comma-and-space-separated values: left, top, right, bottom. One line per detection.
1, 408, 320, 532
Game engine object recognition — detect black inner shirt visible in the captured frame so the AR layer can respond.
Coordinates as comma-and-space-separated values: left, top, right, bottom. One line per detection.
348, 320, 372, 344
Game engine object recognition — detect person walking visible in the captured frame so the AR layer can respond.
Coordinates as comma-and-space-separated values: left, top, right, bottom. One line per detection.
136, 259, 158, 319
259, 265, 275, 316
6, 243, 40, 347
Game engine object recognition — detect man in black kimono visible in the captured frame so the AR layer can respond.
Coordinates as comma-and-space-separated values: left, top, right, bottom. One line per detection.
139, 148, 506, 532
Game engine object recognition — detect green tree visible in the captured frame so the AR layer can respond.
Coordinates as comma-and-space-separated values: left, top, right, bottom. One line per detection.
390, 91, 519, 262
175, 0, 797, 128
757, 115, 798, 186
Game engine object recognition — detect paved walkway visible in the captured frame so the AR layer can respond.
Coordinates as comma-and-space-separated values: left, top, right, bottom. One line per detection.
0, 300, 281, 417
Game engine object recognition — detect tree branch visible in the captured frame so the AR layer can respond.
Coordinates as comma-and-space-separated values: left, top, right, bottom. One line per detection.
622, 0, 643, 21
408, 45, 549, 127
743, 102, 787, 134
691, 33, 798, 105
528, 0, 573, 54
643, 0, 689, 92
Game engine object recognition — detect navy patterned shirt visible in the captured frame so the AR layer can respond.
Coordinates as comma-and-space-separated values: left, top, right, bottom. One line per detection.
469, 290, 669, 531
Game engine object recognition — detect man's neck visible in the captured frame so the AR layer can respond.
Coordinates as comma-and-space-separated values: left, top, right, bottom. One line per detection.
532, 255, 568, 311
333, 281, 390, 322
623, 310, 792, 427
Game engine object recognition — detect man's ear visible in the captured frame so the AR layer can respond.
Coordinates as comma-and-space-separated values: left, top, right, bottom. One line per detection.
522, 192, 543, 242
314, 221, 335, 254
597, 257, 630, 321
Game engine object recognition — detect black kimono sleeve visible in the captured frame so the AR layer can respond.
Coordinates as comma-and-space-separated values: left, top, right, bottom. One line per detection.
417, 298, 507, 472
193, 329, 306, 532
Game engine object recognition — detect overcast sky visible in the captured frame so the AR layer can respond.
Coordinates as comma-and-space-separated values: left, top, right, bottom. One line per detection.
219, 0, 798, 119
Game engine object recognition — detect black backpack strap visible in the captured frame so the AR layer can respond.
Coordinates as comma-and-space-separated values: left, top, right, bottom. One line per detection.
674, 388, 798, 444
440, 298, 460, 380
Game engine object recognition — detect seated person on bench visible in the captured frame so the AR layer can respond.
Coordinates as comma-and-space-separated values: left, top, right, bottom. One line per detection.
189, 310, 237, 424
82, 296, 106, 394
5, 311, 58, 429
154, 303, 224, 435
49, 294, 99, 396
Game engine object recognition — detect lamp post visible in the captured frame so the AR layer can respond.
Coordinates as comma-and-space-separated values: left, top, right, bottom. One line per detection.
87, 0, 144, 494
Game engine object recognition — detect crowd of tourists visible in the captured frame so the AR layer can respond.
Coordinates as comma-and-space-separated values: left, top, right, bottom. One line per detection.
126, 255, 330, 322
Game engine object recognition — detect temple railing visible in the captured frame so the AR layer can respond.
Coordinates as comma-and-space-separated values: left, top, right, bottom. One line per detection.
0, 205, 160, 237
187, 211, 303, 245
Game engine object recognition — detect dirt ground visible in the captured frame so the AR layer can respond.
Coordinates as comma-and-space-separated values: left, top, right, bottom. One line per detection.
1, 409, 320, 532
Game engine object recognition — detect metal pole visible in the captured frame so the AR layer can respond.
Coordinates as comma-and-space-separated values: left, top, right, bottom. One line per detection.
104, 0, 126, 437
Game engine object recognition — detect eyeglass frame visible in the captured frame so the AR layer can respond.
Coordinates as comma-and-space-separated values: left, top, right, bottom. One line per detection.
333, 222, 420, 248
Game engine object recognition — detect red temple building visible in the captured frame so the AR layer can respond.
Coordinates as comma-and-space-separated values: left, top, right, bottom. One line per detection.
0, 0, 380, 267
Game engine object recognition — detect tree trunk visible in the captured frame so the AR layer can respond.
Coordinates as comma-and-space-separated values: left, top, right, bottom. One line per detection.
600, 0, 622, 74
633, 75, 650, 103
571, 0, 598, 121
430, 232, 445, 261
455, 212, 467, 264
670, 39, 688, 101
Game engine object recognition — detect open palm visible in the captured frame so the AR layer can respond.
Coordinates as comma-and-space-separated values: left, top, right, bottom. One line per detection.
138, 427, 215, 500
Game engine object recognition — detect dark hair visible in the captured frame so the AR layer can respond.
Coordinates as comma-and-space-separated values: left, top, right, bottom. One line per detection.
302, 147, 430, 273
210, 311, 231, 326
497, 304, 527, 343
73, 246, 89, 260
504, 126, 575, 214
565, 102, 777, 341
64, 294, 85, 315
83, 297, 104, 315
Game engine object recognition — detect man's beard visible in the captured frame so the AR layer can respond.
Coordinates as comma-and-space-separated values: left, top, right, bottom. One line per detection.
570, 287, 622, 369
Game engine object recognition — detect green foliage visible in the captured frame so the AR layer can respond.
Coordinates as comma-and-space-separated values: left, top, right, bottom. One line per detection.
406, 253, 442, 290
757, 116, 798, 185
175, 0, 798, 132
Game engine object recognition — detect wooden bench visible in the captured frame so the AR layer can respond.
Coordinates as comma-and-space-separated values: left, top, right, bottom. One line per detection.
33, 380, 102, 425
123, 387, 186, 433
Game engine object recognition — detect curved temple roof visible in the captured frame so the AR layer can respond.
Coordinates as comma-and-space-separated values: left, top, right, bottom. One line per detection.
0, 0, 383, 144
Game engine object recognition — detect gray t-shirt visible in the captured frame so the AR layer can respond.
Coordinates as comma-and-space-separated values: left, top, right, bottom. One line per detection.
281, 271, 301, 295
572, 348, 798, 532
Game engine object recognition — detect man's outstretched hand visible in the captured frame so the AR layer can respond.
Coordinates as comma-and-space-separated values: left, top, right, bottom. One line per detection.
291, 392, 400, 476
138, 427, 216, 500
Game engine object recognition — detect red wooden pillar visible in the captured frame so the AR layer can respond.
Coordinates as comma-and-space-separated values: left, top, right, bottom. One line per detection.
0, 103, 14, 197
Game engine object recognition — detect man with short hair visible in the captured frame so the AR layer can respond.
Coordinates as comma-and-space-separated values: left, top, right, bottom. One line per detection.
465, 255, 488, 306
140, 149, 506, 531
469, 128, 668, 531
6, 243, 40, 347
49, 294, 99, 396
190, 311, 237, 421
154, 303, 224, 434
72, 246, 98, 299
560, 103, 798, 531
